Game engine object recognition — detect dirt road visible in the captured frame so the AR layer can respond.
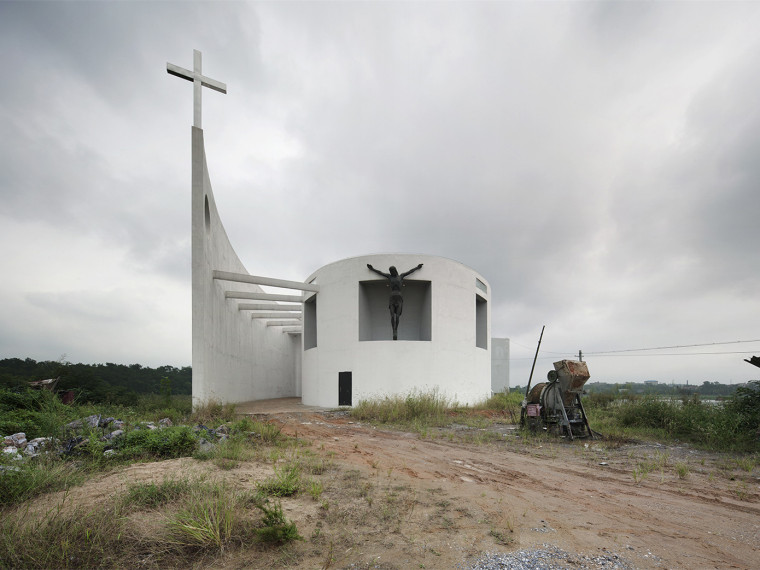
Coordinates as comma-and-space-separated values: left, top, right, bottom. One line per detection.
252, 402, 759, 569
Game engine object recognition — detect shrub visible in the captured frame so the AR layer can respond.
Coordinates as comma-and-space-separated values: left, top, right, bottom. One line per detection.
0, 388, 75, 439
725, 380, 760, 432
255, 499, 301, 543
117, 425, 198, 459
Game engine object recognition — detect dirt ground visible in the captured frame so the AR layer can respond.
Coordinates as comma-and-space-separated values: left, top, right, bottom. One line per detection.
240, 399, 759, 569
30, 399, 760, 569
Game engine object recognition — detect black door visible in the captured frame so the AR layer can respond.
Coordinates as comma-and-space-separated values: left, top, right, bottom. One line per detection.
338, 371, 352, 406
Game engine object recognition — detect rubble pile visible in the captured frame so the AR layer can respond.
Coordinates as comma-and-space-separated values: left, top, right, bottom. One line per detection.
2, 414, 233, 461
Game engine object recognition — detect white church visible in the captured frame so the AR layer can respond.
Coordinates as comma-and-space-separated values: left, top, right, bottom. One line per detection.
168, 51, 509, 408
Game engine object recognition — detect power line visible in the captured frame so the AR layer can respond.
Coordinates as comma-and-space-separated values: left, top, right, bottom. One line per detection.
583, 339, 760, 355
511, 349, 759, 360
587, 350, 758, 357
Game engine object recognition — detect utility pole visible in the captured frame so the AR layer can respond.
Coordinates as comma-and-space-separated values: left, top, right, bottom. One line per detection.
578, 350, 583, 362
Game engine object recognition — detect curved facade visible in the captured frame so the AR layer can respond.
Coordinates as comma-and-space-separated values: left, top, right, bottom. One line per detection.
301, 254, 492, 407
192, 127, 299, 405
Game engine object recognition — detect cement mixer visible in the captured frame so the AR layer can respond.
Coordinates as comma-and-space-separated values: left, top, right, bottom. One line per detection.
521, 359, 594, 439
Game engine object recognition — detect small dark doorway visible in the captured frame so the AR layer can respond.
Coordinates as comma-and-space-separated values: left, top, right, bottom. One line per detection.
338, 371, 352, 406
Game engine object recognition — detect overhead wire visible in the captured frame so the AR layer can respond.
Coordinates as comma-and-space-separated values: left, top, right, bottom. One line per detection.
508, 339, 760, 360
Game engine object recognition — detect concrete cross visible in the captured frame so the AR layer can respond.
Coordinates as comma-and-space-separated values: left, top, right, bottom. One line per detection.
167, 49, 227, 129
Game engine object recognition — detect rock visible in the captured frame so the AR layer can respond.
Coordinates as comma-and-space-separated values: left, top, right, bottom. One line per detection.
112, 420, 126, 430
215, 424, 229, 435
198, 438, 215, 453
103, 449, 116, 457
10, 433, 27, 447
66, 419, 83, 430
60, 436, 85, 454
3, 447, 22, 460
101, 429, 124, 441
0, 465, 21, 473
85, 415, 101, 428
99, 417, 115, 428
146, 423, 158, 430
194, 424, 215, 436
158, 418, 173, 427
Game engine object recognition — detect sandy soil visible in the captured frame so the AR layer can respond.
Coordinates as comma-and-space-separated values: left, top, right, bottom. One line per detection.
22, 399, 759, 569
240, 399, 759, 569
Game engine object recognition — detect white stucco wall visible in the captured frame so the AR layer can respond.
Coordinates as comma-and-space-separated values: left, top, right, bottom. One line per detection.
301, 254, 492, 407
191, 127, 298, 405
491, 338, 510, 393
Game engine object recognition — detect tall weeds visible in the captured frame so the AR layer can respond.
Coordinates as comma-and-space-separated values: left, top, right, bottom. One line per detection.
351, 389, 451, 426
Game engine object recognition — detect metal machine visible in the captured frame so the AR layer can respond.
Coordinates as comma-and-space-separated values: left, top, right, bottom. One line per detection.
521, 359, 594, 439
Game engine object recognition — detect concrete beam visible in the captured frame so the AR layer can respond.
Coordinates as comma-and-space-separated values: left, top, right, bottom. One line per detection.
238, 303, 301, 311
266, 320, 302, 327
213, 270, 319, 292
250, 313, 302, 319
225, 291, 304, 302
283, 328, 302, 334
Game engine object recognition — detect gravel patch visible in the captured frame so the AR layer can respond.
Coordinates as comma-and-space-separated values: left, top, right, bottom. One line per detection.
466, 545, 632, 569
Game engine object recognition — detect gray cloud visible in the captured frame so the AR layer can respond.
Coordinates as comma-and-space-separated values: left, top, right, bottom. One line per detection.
0, 1, 758, 382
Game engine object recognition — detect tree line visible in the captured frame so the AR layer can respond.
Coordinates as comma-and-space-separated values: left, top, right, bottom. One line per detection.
0, 357, 191, 405
512, 380, 746, 398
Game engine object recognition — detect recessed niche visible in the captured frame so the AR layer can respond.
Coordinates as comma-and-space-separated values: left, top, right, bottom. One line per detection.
359, 280, 431, 341
304, 294, 317, 350
476, 294, 487, 349
204, 195, 211, 232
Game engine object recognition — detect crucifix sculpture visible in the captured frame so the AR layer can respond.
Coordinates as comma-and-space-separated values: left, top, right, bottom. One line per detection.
367, 263, 423, 340
167, 49, 227, 128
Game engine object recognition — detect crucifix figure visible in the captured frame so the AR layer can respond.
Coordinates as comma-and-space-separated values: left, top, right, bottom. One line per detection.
367, 263, 423, 340
167, 49, 227, 128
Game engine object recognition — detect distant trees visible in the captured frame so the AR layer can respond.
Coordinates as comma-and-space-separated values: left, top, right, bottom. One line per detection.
0, 358, 191, 405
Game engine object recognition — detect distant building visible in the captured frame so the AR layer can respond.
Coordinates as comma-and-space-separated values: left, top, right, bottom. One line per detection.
644, 380, 658, 385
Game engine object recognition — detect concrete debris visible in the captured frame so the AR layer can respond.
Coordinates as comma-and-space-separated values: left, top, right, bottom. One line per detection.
101, 429, 124, 441
3, 418, 238, 463
85, 414, 101, 428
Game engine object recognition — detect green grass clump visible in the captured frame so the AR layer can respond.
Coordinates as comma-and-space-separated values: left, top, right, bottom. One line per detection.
0, 458, 83, 506
351, 389, 452, 427
472, 390, 523, 412
123, 476, 193, 508
257, 464, 301, 497
0, 500, 129, 568
117, 425, 198, 460
167, 484, 239, 552
190, 400, 237, 425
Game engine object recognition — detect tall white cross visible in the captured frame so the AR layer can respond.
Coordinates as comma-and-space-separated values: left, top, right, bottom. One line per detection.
167, 49, 227, 129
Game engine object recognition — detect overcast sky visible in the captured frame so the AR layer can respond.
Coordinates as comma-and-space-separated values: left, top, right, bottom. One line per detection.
1, 1, 759, 386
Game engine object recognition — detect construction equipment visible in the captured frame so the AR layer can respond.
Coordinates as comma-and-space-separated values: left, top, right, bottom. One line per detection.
521, 360, 594, 440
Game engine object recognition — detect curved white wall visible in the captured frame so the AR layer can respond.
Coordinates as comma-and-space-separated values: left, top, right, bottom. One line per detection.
191, 127, 298, 405
301, 254, 491, 407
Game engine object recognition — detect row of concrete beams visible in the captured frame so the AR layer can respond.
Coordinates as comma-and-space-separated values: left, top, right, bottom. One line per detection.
213, 270, 317, 334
